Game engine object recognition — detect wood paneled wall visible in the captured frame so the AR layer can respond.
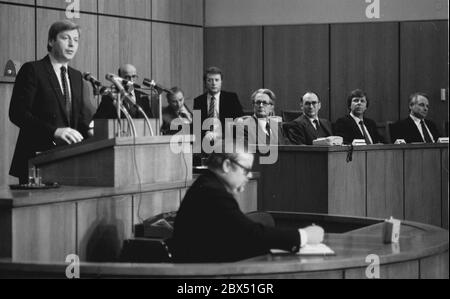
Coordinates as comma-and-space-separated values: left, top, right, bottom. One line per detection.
0, 1, 204, 186
0, 0, 203, 108
205, 21, 448, 125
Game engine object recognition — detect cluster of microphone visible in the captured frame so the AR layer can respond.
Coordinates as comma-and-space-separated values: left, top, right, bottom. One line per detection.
82, 72, 172, 96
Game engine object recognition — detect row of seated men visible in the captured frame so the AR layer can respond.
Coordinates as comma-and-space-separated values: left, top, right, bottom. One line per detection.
94, 64, 442, 146
8, 19, 443, 185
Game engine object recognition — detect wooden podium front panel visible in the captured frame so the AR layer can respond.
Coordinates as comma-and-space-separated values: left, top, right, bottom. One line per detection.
114, 143, 192, 187
328, 151, 366, 217
366, 150, 404, 219
77, 195, 133, 262
12, 202, 76, 262
258, 151, 328, 213
38, 147, 116, 186
405, 148, 442, 227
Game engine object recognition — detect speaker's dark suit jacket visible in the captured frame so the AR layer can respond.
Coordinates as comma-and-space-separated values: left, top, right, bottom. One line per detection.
284, 114, 333, 145
93, 89, 153, 119
171, 170, 300, 263
392, 116, 440, 143
333, 114, 383, 144
193, 91, 243, 129
9, 55, 94, 182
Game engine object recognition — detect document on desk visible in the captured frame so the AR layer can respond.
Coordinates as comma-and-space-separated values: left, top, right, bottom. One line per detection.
271, 243, 335, 256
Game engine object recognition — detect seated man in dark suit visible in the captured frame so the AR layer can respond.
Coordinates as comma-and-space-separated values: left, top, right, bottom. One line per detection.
93, 64, 153, 119
160, 87, 193, 135
284, 92, 333, 145
9, 20, 94, 184
171, 141, 324, 263
193, 66, 243, 142
393, 92, 440, 143
334, 89, 383, 144
235, 88, 289, 146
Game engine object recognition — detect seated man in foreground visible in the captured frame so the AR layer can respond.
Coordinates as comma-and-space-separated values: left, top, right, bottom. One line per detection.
171, 141, 324, 263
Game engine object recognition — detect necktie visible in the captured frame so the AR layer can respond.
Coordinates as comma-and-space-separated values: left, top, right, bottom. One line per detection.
208, 96, 216, 118
420, 120, 433, 143
60, 66, 72, 124
265, 121, 272, 144
359, 120, 372, 145
313, 119, 320, 130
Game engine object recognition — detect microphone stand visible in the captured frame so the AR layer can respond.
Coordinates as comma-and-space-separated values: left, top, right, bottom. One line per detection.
125, 89, 154, 136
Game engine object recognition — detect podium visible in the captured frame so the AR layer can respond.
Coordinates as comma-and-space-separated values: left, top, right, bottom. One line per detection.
29, 135, 193, 187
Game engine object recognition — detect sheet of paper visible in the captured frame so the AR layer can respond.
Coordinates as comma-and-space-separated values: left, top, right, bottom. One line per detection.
270, 243, 335, 256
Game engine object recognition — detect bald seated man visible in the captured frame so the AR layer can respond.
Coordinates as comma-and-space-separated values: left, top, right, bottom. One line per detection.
392, 92, 441, 143
93, 64, 153, 119
284, 92, 333, 145
171, 141, 324, 263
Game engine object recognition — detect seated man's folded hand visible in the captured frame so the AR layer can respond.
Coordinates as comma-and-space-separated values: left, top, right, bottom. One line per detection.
303, 225, 324, 245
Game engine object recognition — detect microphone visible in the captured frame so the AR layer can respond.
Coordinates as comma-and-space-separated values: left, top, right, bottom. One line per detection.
142, 78, 171, 93
83, 72, 102, 87
105, 73, 141, 89
105, 73, 127, 93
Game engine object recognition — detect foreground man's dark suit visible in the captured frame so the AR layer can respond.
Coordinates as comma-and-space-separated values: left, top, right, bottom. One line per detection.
333, 115, 383, 144
171, 170, 300, 263
9, 55, 94, 182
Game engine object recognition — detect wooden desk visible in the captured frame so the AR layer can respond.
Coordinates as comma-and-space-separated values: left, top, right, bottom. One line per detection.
256, 144, 448, 228
0, 212, 447, 279
0, 173, 259, 263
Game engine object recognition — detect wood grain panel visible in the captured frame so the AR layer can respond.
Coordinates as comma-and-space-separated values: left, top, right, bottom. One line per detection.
441, 148, 448, 229
152, 0, 203, 26
12, 202, 76, 262
133, 190, 180, 224
205, 27, 262, 112
366, 150, 403, 219
0, 4, 35, 71
330, 22, 399, 123
264, 25, 329, 117
152, 23, 203, 109
98, 0, 151, 19
37, 0, 97, 12
36, 9, 98, 78
328, 152, 366, 217
1, 0, 34, 5
420, 251, 449, 279
99, 16, 152, 91
400, 21, 449, 129
0, 82, 20, 187
345, 261, 419, 279
77, 195, 133, 262
259, 151, 328, 213
404, 149, 441, 226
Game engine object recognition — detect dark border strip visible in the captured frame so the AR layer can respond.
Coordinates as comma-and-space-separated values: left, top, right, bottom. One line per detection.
0, 0, 34, 8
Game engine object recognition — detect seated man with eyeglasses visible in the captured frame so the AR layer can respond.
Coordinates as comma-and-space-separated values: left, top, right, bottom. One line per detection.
284, 91, 333, 145
171, 140, 324, 263
235, 89, 290, 146
93, 64, 154, 119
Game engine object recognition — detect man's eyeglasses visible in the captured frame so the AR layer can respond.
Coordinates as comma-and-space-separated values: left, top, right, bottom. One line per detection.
124, 75, 139, 80
229, 158, 252, 176
303, 101, 319, 106
253, 100, 273, 107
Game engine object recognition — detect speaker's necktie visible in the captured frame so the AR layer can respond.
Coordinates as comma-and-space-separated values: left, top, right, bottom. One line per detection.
60, 66, 72, 125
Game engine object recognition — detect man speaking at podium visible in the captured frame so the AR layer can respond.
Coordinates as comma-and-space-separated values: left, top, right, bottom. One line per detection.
9, 20, 94, 184
171, 141, 324, 263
